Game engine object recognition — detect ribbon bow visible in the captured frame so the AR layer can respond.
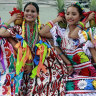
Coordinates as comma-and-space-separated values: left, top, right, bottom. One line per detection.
30, 40, 51, 78
15, 34, 32, 75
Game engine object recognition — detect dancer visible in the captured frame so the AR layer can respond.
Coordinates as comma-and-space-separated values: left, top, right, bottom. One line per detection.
39, 2, 96, 95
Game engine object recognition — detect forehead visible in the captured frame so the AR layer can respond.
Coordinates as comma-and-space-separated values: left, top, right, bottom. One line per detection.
25, 4, 36, 10
66, 6, 78, 13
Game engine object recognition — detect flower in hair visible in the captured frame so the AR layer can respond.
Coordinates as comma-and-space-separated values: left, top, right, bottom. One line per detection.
72, 2, 85, 13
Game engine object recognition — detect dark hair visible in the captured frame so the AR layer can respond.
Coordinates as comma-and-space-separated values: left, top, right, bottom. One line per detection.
71, 3, 83, 15
24, 2, 39, 13
67, 3, 84, 21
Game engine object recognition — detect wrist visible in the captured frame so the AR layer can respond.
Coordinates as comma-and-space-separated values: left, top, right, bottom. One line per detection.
66, 64, 73, 68
52, 18, 59, 24
7, 19, 13, 25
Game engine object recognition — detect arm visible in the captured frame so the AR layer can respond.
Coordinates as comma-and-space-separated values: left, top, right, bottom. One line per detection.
89, 48, 96, 63
54, 46, 73, 75
7, 37, 18, 52
0, 14, 19, 37
39, 16, 64, 38
69, 12, 95, 39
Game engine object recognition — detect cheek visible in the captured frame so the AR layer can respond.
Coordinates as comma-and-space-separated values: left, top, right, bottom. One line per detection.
24, 13, 27, 17
75, 16, 80, 22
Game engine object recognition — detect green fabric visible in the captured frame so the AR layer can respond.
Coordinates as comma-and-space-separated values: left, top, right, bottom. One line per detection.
66, 81, 74, 91
67, 55, 77, 65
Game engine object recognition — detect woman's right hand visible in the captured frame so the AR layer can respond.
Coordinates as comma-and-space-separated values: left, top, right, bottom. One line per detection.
87, 12, 95, 21
8, 13, 22, 24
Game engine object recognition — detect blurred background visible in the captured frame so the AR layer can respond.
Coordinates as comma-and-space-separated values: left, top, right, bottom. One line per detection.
0, 0, 90, 25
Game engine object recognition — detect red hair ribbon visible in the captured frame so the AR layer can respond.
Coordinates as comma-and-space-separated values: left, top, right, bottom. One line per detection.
9, 7, 24, 17
58, 12, 65, 17
83, 11, 96, 23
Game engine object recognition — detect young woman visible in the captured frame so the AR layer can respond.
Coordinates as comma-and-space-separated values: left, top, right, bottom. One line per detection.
39, 3, 96, 95
0, 2, 73, 96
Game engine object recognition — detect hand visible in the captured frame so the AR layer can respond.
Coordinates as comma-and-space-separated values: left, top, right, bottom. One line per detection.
87, 12, 95, 21
10, 13, 22, 22
24, 60, 33, 74
7, 13, 18, 24
56, 15, 65, 23
24, 64, 33, 74
67, 64, 73, 75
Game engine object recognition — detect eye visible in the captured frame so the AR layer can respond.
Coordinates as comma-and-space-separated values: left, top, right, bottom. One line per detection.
66, 12, 69, 15
31, 10, 35, 13
72, 13, 76, 16
25, 9, 29, 12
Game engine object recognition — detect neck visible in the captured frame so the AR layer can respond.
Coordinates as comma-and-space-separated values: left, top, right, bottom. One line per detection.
27, 21, 35, 29
69, 24, 77, 33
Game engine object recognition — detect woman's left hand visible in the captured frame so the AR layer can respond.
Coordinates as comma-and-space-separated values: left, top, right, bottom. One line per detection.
67, 66, 73, 76
24, 60, 33, 74
24, 64, 33, 74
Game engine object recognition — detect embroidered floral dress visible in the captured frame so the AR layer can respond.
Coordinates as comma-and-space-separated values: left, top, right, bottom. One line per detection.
0, 37, 19, 96
8, 25, 67, 96
50, 25, 96, 96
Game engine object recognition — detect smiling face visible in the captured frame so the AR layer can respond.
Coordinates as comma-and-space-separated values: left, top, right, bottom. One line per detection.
65, 6, 81, 25
24, 4, 38, 22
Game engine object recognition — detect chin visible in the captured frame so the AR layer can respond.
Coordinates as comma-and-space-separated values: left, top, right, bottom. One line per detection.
26, 19, 34, 22
68, 23, 74, 25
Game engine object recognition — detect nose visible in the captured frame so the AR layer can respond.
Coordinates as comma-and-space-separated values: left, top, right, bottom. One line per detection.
68, 14, 72, 19
27, 11, 32, 15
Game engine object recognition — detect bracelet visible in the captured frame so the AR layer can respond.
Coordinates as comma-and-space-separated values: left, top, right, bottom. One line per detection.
1, 22, 10, 29
4, 22, 9, 26
58, 52, 63, 56
67, 66, 73, 68
46, 21, 54, 28
77, 25, 83, 30
67, 64, 73, 67
78, 21, 85, 29
93, 63, 96, 65
1, 26, 7, 29
25, 63, 33, 66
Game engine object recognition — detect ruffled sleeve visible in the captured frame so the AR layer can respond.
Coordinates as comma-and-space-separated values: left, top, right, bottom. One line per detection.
82, 40, 94, 58
78, 28, 92, 44
7, 25, 22, 38
50, 25, 65, 46
50, 25, 59, 46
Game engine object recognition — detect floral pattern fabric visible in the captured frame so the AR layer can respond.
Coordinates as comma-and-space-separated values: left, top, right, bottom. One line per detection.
0, 37, 23, 96
50, 25, 96, 95
8, 25, 67, 96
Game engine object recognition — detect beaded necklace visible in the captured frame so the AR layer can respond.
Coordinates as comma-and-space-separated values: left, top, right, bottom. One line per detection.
26, 23, 38, 48
22, 20, 39, 50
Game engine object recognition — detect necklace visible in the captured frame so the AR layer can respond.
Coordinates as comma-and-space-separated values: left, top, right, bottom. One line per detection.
26, 23, 39, 49
22, 20, 39, 50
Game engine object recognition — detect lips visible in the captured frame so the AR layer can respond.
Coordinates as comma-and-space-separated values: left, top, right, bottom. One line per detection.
68, 19, 73, 22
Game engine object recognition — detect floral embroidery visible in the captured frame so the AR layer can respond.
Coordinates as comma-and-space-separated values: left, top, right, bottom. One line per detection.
72, 52, 89, 64
66, 81, 74, 91
77, 80, 87, 89
92, 80, 96, 89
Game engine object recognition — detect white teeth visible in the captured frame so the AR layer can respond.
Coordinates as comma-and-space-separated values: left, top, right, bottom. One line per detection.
27, 16, 32, 18
68, 20, 73, 22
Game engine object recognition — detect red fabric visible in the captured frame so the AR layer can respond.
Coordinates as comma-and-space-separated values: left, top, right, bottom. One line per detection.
79, 67, 90, 76
72, 54, 81, 64
83, 11, 96, 23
